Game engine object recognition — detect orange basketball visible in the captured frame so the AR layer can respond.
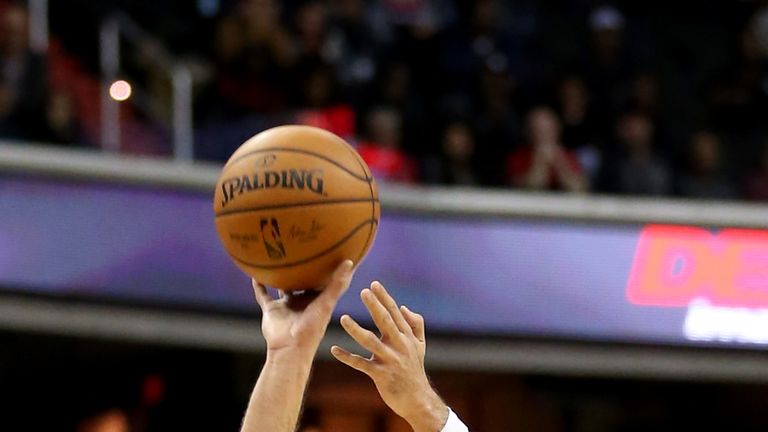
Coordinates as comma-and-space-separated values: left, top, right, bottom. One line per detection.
213, 125, 380, 291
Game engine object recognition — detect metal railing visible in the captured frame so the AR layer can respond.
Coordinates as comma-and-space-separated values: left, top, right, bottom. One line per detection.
1, 140, 768, 228
99, 13, 194, 161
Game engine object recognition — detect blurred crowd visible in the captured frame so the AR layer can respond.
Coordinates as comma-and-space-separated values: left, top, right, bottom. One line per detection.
3, 0, 768, 201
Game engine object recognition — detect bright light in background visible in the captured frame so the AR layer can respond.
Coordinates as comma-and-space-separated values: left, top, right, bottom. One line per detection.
109, 80, 132, 102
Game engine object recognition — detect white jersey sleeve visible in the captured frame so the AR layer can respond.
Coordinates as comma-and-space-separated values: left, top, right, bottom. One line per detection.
440, 408, 469, 432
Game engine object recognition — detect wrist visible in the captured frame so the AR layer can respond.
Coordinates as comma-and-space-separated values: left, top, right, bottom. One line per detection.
404, 387, 449, 432
265, 347, 316, 370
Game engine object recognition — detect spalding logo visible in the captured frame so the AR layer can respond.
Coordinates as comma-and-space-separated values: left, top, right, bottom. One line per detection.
220, 166, 325, 207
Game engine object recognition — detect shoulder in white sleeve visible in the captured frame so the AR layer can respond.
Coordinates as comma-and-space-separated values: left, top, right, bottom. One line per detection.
440, 408, 469, 432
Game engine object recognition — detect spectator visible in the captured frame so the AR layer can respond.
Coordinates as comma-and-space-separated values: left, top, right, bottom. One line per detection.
473, 65, 519, 185
556, 74, 602, 183
0, 2, 46, 139
599, 111, 671, 196
440, 0, 528, 103
293, 61, 356, 140
708, 23, 768, 137
630, 72, 660, 118
677, 131, 737, 200
330, 0, 384, 94
558, 75, 595, 149
383, 0, 455, 152
581, 5, 633, 129
356, 107, 419, 183
424, 121, 479, 186
32, 90, 84, 145
294, 1, 335, 64
627, 71, 679, 154
745, 142, 768, 201
506, 106, 587, 192
212, 0, 295, 115
364, 62, 428, 156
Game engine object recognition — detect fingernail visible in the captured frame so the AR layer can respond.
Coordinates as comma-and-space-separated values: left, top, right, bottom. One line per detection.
342, 260, 354, 270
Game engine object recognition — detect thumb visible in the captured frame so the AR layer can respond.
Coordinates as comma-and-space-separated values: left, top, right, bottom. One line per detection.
315, 260, 355, 310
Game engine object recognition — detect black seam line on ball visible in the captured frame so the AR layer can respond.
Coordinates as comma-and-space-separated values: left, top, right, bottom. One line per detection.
229, 218, 379, 269
224, 148, 373, 183
340, 142, 378, 266
214, 198, 380, 217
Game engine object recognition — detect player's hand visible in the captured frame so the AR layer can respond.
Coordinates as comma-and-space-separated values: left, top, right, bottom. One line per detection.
330, 282, 449, 432
253, 260, 354, 360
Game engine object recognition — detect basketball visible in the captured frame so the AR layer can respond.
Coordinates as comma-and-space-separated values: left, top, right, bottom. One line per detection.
213, 125, 380, 291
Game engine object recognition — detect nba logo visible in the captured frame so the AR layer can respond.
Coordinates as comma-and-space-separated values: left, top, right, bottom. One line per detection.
260, 217, 286, 259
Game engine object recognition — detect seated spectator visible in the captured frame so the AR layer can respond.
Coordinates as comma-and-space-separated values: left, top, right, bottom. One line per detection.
293, 61, 356, 140
599, 111, 671, 195
558, 75, 598, 149
31, 90, 85, 145
745, 143, 768, 201
708, 24, 768, 137
330, 0, 384, 87
356, 107, 419, 183
630, 72, 659, 117
473, 65, 519, 185
556, 74, 602, 183
423, 121, 479, 186
294, 0, 334, 64
439, 0, 528, 101
581, 5, 634, 128
677, 131, 737, 200
212, 0, 295, 115
628, 71, 676, 153
506, 106, 587, 192
364, 62, 428, 156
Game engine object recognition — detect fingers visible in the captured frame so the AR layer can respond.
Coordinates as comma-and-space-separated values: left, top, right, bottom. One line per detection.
339, 314, 394, 361
361, 288, 402, 342
370, 281, 411, 335
400, 305, 425, 342
317, 260, 355, 307
252, 280, 273, 309
330, 345, 375, 375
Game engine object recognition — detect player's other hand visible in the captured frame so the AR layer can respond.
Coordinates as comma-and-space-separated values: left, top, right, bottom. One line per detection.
331, 281, 449, 432
253, 260, 354, 361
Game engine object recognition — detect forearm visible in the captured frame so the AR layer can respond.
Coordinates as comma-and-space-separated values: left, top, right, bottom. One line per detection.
521, 162, 550, 189
559, 173, 586, 192
553, 158, 586, 192
240, 350, 314, 432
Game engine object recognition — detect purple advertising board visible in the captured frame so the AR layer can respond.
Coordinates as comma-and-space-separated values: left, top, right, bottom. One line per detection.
2, 175, 768, 348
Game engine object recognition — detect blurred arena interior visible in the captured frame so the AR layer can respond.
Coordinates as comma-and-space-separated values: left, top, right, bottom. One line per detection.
2, 0, 768, 430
